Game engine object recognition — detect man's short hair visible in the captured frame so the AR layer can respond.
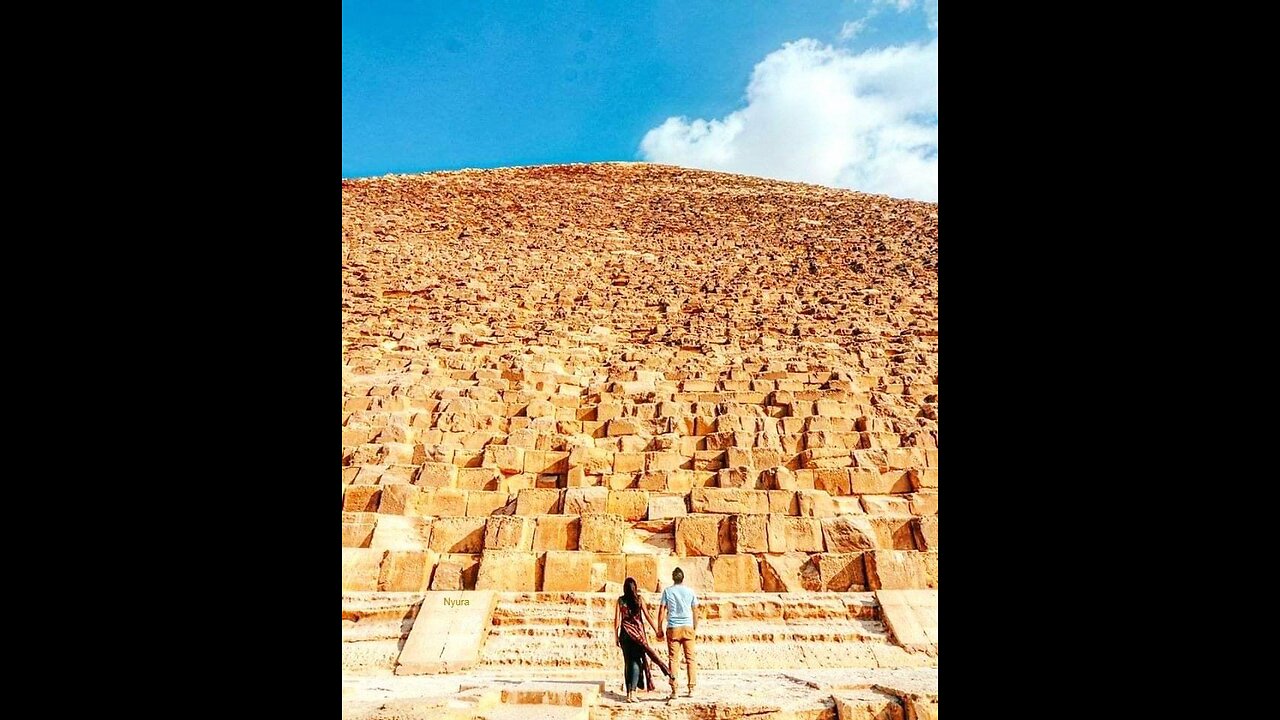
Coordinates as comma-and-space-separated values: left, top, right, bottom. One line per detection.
672, 567, 684, 584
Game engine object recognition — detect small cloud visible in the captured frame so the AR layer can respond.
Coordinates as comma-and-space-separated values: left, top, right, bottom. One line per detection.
925, 0, 938, 30
839, 18, 869, 40
639, 38, 938, 201
877, 0, 917, 11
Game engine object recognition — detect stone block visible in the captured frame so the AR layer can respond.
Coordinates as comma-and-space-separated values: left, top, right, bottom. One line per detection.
796, 489, 838, 518
524, 450, 570, 475
912, 516, 938, 551
428, 516, 487, 553
606, 489, 650, 520
466, 490, 512, 517
428, 553, 481, 590
689, 488, 770, 514
647, 493, 688, 519
542, 550, 597, 591
579, 513, 626, 553
563, 486, 609, 514
814, 468, 852, 495
475, 549, 541, 591
377, 550, 438, 592
713, 554, 762, 592
626, 554, 660, 592
907, 492, 938, 515
908, 467, 938, 490
768, 490, 799, 515
455, 466, 500, 491
822, 515, 880, 552
674, 514, 731, 556
342, 485, 381, 512
483, 515, 536, 551
415, 462, 458, 488
656, 556, 713, 593
767, 515, 825, 553
760, 552, 821, 592
515, 488, 562, 515
815, 552, 866, 591
533, 515, 580, 551
865, 550, 937, 590
423, 488, 466, 517
860, 495, 912, 515
342, 511, 377, 547
341, 548, 385, 591
728, 514, 769, 554
370, 515, 433, 550
482, 445, 526, 475
867, 516, 918, 550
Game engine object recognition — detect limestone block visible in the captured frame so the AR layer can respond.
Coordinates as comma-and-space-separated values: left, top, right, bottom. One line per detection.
593, 553, 627, 587
343, 486, 381, 512
428, 553, 481, 591
377, 485, 416, 515
717, 467, 759, 489
626, 554, 660, 592
815, 552, 866, 591
713, 554, 762, 592
768, 490, 799, 515
524, 449, 570, 475
606, 489, 650, 520
814, 468, 852, 496
907, 492, 938, 515
646, 452, 688, 472
416, 462, 459, 489
533, 515, 580, 551
426, 488, 468, 517
342, 511, 377, 547
428, 516, 487, 553
515, 488, 562, 515
908, 467, 938, 490
822, 515, 879, 552
542, 550, 596, 591
563, 486, 609, 514
761, 466, 797, 490
482, 445, 526, 475
767, 515, 825, 553
370, 515, 432, 550
377, 550, 438, 592
475, 549, 541, 591
579, 513, 626, 553
690, 488, 770, 514
867, 516, 918, 550
569, 446, 615, 475
886, 447, 926, 470
456, 466, 500, 491
912, 516, 938, 551
647, 493, 688, 519
483, 515, 536, 551
499, 474, 538, 494
796, 489, 838, 518
760, 552, 821, 592
860, 495, 912, 515
341, 548, 385, 591
675, 514, 730, 556
466, 490, 512, 517
865, 550, 937, 590
693, 450, 726, 471
656, 556, 713, 593
728, 514, 769, 554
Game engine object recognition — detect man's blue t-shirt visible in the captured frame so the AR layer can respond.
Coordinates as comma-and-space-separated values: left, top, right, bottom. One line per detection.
659, 584, 698, 628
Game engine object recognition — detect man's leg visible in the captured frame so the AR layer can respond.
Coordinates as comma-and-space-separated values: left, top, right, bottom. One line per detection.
683, 632, 697, 694
666, 633, 680, 698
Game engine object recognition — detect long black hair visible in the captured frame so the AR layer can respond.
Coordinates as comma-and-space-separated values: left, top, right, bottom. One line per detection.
621, 577, 640, 613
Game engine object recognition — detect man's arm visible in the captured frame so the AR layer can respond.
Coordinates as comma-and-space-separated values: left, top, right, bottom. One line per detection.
613, 601, 621, 646
656, 602, 667, 640
692, 595, 698, 633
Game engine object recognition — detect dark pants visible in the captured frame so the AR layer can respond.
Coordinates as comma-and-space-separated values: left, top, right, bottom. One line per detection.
621, 636, 645, 692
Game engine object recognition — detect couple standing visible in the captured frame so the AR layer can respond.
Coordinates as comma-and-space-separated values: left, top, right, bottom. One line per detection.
613, 566, 698, 703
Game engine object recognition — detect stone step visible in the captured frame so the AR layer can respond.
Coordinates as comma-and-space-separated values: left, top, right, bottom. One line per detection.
475, 705, 589, 720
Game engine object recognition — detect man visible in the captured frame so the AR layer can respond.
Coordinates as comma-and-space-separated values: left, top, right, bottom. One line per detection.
655, 566, 698, 700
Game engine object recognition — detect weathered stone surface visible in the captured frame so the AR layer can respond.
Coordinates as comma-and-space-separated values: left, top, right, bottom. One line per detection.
415, 462, 458, 489
728, 513, 769, 554
907, 492, 938, 516
606, 489, 649, 521
767, 515, 825, 553
483, 515, 535, 551
797, 489, 838, 518
515, 488, 562, 515
342, 511, 377, 547
656, 555, 713, 593
426, 488, 468, 517
815, 552, 867, 591
647, 493, 688, 519
369, 514, 432, 550
342, 485, 381, 512
865, 550, 938, 590
625, 554, 660, 592
822, 515, 880, 552
713, 554, 762, 592
578, 513, 626, 553
377, 549, 438, 591
475, 550, 541, 591
428, 553, 481, 590
760, 552, 821, 592
525, 515, 576, 552
675, 513, 729, 556
912, 516, 938, 551
428, 516, 487, 553
396, 591, 497, 674
340, 548, 384, 595
562, 486, 609, 514
541, 550, 597, 591
690, 487, 770, 514
868, 516, 919, 550
465, 490, 512, 517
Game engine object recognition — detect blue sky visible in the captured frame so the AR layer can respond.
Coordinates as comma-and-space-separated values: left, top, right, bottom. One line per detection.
343, 1, 938, 200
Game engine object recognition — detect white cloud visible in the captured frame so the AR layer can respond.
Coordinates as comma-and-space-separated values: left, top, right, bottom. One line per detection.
639, 38, 938, 202
877, 0, 916, 11
925, 0, 938, 30
839, 18, 869, 40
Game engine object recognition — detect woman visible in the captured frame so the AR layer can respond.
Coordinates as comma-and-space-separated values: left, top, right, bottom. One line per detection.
613, 577, 672, 703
